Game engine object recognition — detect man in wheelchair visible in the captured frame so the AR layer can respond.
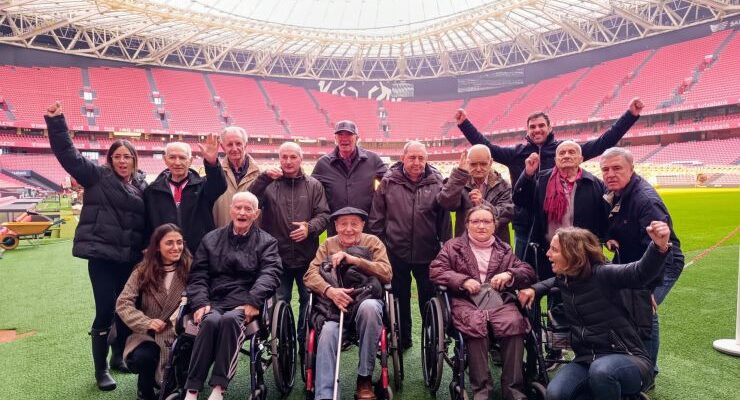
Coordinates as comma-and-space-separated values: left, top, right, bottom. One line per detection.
183, 192, 282, 400
303, 207, 392, 400
430, 205, 536, 400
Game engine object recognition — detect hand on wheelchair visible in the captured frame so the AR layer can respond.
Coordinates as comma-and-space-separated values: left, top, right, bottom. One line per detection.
326, 287, 354, 312
242, 304, 260, 322
194, 305, 211, 324
490, 271, 513, 291
462, 279, 481, 294
518, 288, 535, 309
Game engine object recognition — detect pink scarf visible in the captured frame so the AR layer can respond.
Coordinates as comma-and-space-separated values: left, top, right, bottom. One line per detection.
543, 167, 580, 225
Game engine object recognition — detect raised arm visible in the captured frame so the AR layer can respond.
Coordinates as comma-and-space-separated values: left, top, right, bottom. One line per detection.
455, 108, 517, 165
45, 102, 102, 187
581, 98, 642, 160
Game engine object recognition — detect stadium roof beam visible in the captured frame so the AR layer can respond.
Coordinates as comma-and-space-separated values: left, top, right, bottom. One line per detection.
0, 0, 737, 80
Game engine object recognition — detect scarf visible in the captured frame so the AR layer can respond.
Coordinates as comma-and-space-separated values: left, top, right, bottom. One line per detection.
543, 167, 580, 225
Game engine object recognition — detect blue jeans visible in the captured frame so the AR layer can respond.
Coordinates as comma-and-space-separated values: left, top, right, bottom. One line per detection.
643, 264, 680, 375
276, 266, 309, 344
314, 299, 383, 400
546, 355, 645, 400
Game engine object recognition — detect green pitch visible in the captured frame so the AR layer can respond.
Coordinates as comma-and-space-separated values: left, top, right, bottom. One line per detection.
0, 188, 738, 399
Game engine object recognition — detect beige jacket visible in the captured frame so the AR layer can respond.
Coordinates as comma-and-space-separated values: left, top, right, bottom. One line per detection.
212, 154, 260, 227
116, 266, 186, 383
303, 233, 392, 296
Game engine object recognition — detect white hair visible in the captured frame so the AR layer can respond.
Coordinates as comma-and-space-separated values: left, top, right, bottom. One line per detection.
165, 142, 192, 158
402, 140, 427, 156
556, 140, 582, 155
278, 141, 303, 158
467, 144, 492, 159
232, 191, 259, 209
221, 126, 248, 143
601, 147, 634, 166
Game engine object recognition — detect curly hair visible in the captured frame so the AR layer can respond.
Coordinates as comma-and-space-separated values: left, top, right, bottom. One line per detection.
552, 227, 606, 278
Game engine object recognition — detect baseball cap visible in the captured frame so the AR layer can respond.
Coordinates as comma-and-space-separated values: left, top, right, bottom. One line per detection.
334, 120, 357, 135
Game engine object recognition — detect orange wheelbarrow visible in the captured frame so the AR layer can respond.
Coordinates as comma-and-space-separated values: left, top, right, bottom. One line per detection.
0, 216, 65, 250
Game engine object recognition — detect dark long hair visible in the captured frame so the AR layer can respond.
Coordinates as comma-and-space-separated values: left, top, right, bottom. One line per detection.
106, 140, 139, 180
136, 223, 192, 297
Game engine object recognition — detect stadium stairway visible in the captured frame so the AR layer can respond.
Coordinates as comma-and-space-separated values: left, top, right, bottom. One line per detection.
590, 49, 657, 118
305, 88, 332, 127
145, 68, 169, 130
255, 80, 292, 136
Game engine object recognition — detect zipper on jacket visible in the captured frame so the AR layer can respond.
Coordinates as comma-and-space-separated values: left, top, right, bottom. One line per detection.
568, 280, 595, 361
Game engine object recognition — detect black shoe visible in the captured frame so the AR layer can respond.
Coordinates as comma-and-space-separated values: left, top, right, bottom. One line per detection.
90, 328, 117, 391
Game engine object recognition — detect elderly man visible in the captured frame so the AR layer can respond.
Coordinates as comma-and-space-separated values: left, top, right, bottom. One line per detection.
439, 144, 514, 243
144, 138, 227, 254
184, 191, 282, 400
368, 141, 452, 350
250, 141, 330, 347
312, 120, 387, 235
303, 207, 392, 400
455, 98, 644, 258
212, 126, 260, 227
600, 147, 684, 379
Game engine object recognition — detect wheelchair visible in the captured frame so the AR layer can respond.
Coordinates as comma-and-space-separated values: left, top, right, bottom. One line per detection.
421, 285, 549, 400
158, 294, 297, 400
302, 283, 404, 400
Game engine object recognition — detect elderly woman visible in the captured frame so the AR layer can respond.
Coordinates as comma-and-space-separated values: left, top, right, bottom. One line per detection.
429, 205, 535, 400
518, 221, 672, 400
184, 192, 282, 400
116, 224, 192, 400
303, 207, 392, 400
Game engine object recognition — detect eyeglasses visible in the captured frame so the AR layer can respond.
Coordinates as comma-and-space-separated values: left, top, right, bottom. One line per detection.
468, 219, 494, 226
112, 155, 134, 161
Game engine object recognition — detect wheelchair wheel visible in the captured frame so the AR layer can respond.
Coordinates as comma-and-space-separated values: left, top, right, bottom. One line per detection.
421, 297, 445, 392
0, 234, 19, 250
528, 381, 547, 400
388, 293, 403, 390
163, 391, 182, 400
271, 300, 297, 394
449, 380, 469, 400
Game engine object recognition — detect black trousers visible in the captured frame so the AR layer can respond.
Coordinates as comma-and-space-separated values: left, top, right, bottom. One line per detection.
185, 308, 247, 391
388, 252, 434, 348
88, 258, 134, 349
126, 341, 160, 398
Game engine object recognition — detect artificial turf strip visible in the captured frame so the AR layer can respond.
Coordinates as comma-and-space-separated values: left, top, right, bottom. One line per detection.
0, 189, 738, 399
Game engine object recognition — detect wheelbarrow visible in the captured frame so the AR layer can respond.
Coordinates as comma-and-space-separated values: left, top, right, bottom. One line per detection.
0, 215, 65, 250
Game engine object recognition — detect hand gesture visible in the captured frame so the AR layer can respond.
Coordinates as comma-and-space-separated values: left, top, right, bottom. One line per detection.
331, 251, 357, 268
605, 239, 620, 251
290, 221, 309, 242
193, 305, 211, 325
518, 288, 535, 309
524, 152, 540, 176
46, 101, 63, 118
646, 220, 671, 251
265, 167, 283, 180
462, 279, 481, 295
490, 271, 512, 291
458, 151, 470, 172
326, 287, 354, 312
469, 189, 483, 206
628, 97, 644, 116
242, 304, 260, 322
197, 133, 220, 165
148, 319, 167, 333
454, 109, 468, 125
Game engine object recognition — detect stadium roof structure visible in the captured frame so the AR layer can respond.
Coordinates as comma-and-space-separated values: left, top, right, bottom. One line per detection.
1, 0, 738, 80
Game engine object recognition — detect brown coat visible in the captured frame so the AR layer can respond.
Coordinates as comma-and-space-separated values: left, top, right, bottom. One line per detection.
304, 233, 392, 296
212, 154, 260, 227
429, 235, 534, 338
116, 266, 186, 383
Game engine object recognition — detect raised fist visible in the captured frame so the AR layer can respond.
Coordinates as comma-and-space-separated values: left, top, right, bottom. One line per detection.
524, 152, 540, 176
46, 101, 63, 117
628, 97, 644, 116
454, 109, 467, 125
646, 221, 671, 251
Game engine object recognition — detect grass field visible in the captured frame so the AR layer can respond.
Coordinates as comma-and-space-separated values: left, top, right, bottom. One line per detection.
0, 188, 738, 400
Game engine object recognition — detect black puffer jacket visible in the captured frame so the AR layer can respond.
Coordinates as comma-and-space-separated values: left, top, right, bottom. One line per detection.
187, 224, 282, 311
46, 114, 147, 264
249, 170, 330, 269
531, 243, 668, 385
458, 111, 638, 231
368, 162, 452, 264
144, 164, 226, 254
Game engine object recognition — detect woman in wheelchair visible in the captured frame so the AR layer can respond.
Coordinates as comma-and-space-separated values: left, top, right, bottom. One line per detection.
429, 205, 536, 400
518, 222, 672, 400
303, 207, 392, 400
116, 224, 192, 400
183, 192, 282, 400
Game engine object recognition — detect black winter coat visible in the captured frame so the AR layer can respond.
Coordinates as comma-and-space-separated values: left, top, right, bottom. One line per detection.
249, 170, 330, 269
458, 111, 638, 230
187, 224, 282, 311
368, 162, 453, 264
311, 146, 387, 216
144, 164, 226, 254
513, 168, 608, 278
531, 243, 669, 385
46, 115, 147, 264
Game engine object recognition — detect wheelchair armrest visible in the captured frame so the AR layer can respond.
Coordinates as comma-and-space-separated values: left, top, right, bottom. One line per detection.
436, 285, 449, 292
383, 283, 392, 291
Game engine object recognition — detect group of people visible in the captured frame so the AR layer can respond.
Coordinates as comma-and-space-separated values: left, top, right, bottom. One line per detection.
47, 94, 683, 400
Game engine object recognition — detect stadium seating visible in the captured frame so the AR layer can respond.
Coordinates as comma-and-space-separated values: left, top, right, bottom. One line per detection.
150, 69, 223, 134
88, 67, 161, 132
644, 138, 740, 165
681, 33, 740, 108
310, 91, 386, 139
261, 81, 329, 137
383, 99, 462, 139
208, 74, 287, 137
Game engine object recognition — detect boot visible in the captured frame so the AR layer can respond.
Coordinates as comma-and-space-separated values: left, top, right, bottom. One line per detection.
90, 328, 117, 391
110, 317, 131, 373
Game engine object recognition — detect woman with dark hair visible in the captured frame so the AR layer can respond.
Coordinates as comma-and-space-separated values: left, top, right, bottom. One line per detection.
430, 205, 535, 400
45, 101, 148, 391
518, 222, 672, 400
116, 224, 192, 400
